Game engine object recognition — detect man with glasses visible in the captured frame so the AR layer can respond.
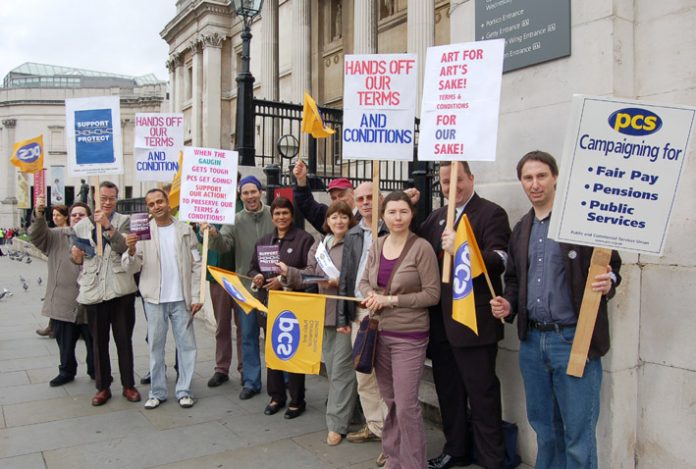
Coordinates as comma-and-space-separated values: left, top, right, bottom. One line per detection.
71, 181, 141, 406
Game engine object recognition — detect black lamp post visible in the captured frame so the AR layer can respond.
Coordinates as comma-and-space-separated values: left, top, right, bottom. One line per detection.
230, 0, 264, 166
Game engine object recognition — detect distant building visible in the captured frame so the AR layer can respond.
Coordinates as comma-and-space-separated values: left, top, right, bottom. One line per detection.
0, 63, 167, 227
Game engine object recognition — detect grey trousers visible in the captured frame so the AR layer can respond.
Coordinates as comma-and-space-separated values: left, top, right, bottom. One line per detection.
323, 327, 358, 433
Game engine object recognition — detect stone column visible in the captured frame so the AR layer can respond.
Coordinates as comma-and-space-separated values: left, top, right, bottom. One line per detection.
167, 58, 176, 113
353, 0, 377, 54
292, 0, 311, 158
175, 53, 185, 114
2, 119, 17, 204
260, 0, 279, 100
202, 33, 224, 149
191, 39, 204, 146
407, 0, 434, 115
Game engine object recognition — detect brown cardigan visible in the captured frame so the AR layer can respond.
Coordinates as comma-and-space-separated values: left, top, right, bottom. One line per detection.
359, 232, 441, 333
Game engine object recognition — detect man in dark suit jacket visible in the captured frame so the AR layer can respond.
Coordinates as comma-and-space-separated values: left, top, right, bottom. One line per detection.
491, 151, 620, 469
419, 161, 511, 469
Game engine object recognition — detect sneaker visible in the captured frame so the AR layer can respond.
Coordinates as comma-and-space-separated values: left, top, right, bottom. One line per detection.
144, 397, 162, 409
346, 424, 380, 443
178, 396, 195, 408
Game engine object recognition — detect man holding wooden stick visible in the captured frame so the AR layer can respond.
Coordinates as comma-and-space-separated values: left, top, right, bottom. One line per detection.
490, 151, 621, 469
124, 188, 202, 410
419, 161, 511, 469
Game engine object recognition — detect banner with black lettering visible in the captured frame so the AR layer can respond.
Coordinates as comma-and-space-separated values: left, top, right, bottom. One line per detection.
134, 113, 184, 182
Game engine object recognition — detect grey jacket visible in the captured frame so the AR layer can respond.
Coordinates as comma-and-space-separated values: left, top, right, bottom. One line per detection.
29, 216, 81, 322
336, 220, 388, 327
74, 212, 137, 305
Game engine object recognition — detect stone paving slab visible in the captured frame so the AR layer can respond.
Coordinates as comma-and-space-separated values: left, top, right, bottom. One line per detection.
0, 452, 46, 469
2, 394, 134, 427
0, 370, 30, 388
0, 380, 67, 405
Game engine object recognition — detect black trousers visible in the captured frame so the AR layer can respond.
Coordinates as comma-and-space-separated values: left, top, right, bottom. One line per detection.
260, 318, 305, 407
85, 294, 136, 391
428, 338, 505, 469
53, 319, 94, 378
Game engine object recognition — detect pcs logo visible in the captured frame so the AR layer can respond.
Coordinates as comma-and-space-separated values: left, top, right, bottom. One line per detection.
15, 142, 42, 163
608, 108, 662, 136
453, 242, 473, 300
271, 310, 300, 360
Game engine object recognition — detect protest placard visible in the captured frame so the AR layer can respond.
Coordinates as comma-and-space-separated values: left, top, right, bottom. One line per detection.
257, 245, 281, 273
33, 170, 46, 208
549, 95, 696, 256
65, 96, 123, 177
342, 54, 417, 161
129, 213, 151, 241
418, 39, 504, 162
134, 113, 184, 182
178, 147, 239, 225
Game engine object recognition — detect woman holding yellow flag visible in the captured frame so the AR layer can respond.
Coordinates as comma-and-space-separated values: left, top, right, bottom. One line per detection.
278, 201, 358, 446
359, 191, 441, 469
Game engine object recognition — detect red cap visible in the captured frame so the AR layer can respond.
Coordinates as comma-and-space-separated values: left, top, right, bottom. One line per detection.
327, 177, 353, 191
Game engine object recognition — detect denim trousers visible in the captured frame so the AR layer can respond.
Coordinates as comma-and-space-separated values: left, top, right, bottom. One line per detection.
519, 326, 602, 469
238, 306, 262, 392
144, 301, 197, 401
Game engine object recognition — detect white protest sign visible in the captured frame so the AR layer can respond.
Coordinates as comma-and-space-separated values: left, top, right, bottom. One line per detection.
134, 113, 184, 182
342, 54, 417, 161
65, 96, 123, 176
549, 95, 696, 256
418, 39, 504, 162
178, 147, 239, 225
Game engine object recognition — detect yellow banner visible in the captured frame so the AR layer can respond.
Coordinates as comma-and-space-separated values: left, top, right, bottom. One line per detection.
301, 91, 335, 138
10, 135, 44, 173
168, 151, 183, 211
265, 290, 325, 375
451, 214, 487, 335
207, 266, 268, 314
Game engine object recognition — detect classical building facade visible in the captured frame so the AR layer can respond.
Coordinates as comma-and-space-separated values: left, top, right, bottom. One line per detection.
0, 63, 167, 227
161, 2, 696, 467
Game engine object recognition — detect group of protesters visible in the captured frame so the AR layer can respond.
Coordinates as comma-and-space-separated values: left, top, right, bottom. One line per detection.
27, 150, 620, 469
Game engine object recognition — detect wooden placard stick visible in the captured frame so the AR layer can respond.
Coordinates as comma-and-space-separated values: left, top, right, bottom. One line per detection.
566, 247, 612, 377
371, 161, 380, 241
93, 176, 103, 257
199, 226, 210, 305
441, 161, 459, 283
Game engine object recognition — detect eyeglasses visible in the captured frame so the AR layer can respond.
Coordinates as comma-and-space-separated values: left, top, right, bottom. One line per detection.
100, 196, 117, 203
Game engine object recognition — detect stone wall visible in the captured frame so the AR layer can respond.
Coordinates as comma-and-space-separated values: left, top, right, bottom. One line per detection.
449, 1, 696, 467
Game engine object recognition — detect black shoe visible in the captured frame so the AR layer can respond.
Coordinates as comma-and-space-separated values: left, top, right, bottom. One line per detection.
427, 453, 471, 469
239, 387, 259, 400
264, 401, 285, 415
284, 402, 306, 420
49, 375, 74, 387
207, 372, 230, 388
140, 372, 151, 385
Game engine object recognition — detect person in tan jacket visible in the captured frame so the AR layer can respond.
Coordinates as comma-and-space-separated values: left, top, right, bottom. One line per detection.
124, 188, 202, 410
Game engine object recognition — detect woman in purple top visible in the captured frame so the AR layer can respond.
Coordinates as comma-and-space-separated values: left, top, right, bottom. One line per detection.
359, 191, 440, 469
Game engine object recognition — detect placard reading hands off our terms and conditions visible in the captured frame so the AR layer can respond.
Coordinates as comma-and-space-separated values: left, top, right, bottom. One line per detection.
549, 95, 696, 256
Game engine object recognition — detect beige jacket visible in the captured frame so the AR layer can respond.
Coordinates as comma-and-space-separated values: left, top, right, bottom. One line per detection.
126, 217, 201, 310
75, 212, 137, 305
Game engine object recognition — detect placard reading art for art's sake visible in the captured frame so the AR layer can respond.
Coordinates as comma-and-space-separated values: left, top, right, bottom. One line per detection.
549, 95, 696, 256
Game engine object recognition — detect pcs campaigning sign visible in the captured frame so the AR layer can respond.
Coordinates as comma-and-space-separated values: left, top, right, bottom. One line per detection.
134, 113, 184, 182
65, 96, 123, 176
265, 291, 325, 375
549, 95, 696, 256
342, 54, 417, 161
10, 135, 44, 173
419, 40, 504, 162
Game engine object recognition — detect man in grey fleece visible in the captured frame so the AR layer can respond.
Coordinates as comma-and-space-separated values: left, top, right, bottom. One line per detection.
206, 175, 273, 400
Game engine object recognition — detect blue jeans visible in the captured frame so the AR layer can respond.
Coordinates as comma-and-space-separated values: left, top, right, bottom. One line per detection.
519, 326, 602, 469
144, 301, 197, 401
238, 305, 261, 392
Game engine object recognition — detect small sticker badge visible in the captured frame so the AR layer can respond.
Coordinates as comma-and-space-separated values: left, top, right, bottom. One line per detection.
568, 250, 577, 259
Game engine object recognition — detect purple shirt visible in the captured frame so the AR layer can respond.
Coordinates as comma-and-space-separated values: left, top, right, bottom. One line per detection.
378, 253, 398, 288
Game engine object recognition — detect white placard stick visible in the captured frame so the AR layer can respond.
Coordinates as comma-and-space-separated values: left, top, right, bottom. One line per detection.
199, 227, 209, 305
371, 162, 380, 241
93, 176, 103, 257
441, 162, 459, 283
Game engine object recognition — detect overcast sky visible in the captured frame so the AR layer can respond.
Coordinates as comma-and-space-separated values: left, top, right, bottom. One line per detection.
0, 0, 177, 83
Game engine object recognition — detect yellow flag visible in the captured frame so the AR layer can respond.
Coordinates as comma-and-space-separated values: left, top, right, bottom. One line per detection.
168, 151, 183, 210
10, 135, 44, 173
451, 214, 487, 335
265, 290, 326, 375
207, 266, 268, 314
301, 92, 335, 138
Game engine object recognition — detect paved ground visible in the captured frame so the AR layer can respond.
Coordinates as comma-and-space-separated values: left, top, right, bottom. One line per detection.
0, 253, 464, 469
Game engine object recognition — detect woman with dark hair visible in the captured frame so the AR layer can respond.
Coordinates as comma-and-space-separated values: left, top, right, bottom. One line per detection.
278, 201, 358, 444
30, 200, 95, 386
359, 190, 440, 468
250, 196, 315, 419
51, 205, 69, 228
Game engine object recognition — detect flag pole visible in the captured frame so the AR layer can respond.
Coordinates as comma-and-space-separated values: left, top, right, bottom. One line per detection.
441, 162, 459, 283
93, 176, 103, 257
371, 161, 380, 241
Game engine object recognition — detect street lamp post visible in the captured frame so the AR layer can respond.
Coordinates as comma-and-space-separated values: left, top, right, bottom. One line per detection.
230, 0, 264, 167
